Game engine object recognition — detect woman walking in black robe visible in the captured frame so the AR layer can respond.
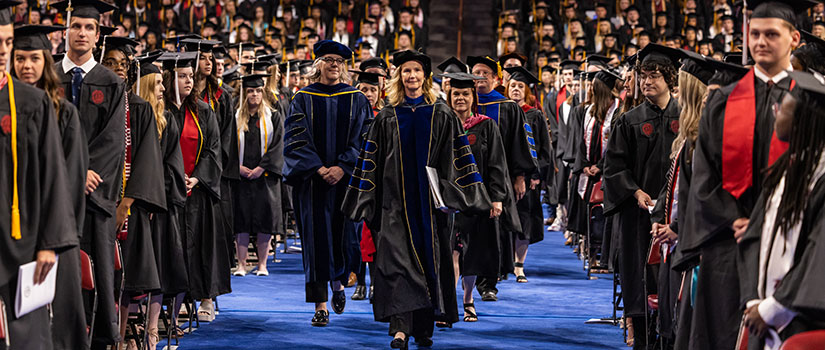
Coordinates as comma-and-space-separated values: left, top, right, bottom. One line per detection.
444, 72, 512, 323
343, 50, 491, 349
160, 51, 229, 323
232, 74, 284, 277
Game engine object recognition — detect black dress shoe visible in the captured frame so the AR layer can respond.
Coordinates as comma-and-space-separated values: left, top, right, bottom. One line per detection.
351, 285, 366, 300
390, 336, 409, 349
368, 285, 374, 304
481, 290, 498, 301
415, 336, 433, 347
311, 310, 329, 327
331, 290, 346, 314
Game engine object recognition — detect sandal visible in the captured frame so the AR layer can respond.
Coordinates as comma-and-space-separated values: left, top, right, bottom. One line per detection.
514, 262, 528, 283
197, 302, 215, 322
147, 328, 160, 350
170, 325, 185, 339
463, 303, 478, 322
435, 321, 451, 328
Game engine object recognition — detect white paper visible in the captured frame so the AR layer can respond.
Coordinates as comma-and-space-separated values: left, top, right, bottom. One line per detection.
425, 166, 447, 210
15, 256, 58, 318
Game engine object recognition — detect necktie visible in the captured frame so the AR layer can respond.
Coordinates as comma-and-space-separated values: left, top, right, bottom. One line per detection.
71, 67, 83, 107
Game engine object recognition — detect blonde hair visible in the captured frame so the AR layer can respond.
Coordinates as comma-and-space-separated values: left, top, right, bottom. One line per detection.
237, 86, 273, 132
673, 70, 708, 159
264, 64, 281, 108
385, 63, 437, 107
134, 73, 167, 139
308, 57, 352, 84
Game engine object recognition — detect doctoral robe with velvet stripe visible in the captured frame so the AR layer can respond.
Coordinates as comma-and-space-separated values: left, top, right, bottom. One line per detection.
284, 83, 370, 287
342, 98, 491, 324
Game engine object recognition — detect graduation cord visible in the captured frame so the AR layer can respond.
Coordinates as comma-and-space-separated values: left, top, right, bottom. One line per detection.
119, 91, 132, 240
6, 73, 20, 240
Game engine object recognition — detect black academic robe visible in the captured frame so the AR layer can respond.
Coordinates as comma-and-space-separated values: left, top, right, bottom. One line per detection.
152, 111, 188, 295
120, 93, 167, 293
457, 116, 513, 277
283, 83, 370, 289
233, 107, 284, 234
342, 98, 491, 325
172, 100, 231, 300
572, 106, 608, 245
681, 74, 792, 350
564, 103, 588, 234
51, 98, 90, 350
516, 107, 552, 244
738, 168, 825, 349
672, 142, 697, 350
546, 93, 569, 206
603, 98, 680, 317
178, 4, 213, 35
0, 79, 77, 350
57, 61, 126, 345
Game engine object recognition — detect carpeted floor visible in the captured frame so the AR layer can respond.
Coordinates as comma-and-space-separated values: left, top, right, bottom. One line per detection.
177, 228, 627, 349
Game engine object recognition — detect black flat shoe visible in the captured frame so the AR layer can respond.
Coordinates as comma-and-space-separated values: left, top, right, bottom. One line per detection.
390, 336, 409, 349
481, 290, 498, 302
463, 303, 478, 322
415, 336, 433, 347
331, 290, 346, 314
368, 285, 374, 304
311, 310, 329, 327
514, 262, 528, 283
351, 285, 366, 300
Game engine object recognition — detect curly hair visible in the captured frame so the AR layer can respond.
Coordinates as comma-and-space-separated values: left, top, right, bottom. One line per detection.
638, 60, 678, 91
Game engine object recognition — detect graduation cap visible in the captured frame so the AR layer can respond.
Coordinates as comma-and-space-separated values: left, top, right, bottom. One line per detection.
594, 69, 623, 87
350, 70, 384, 86
99, 25, 117, 36
466, 55, 500, 78
53, 0, 117, 31
637, 43, 685, 68
13, 25, 64, 51
53, 52, 65, 62
802, 30, 825, 53
500, 22, 518, 31
585, 54, 612, 69
213, 46, 228, 60
749, 0, 819, 26
394, 50, 432, 77
504, 66, 539, 86
656, 11, 668, 17
137, 50, 163, 77
241, 60, 274, 73
603, 32, 619, 40
203, 21, 219, 32
314, 39, 352, 59
159, 51, 199, 104
559, 60, 582, 71
499, 52, 527, 66
788, 71, 825, 100
257, 53, 282, 64
237, 22, 253, 33
0, 0, 21, 25
228, 42, 258, 52
180, 38, 221, 53
625, 5, 640, 13
680, 49, 716, 84
241, 74, 269, 88
360, 57, 388, 72
440, 72, 484, 89
397, 29, 413, 39
705, 57, 750, 86
222, 65, 241, 83
98, 36, 139, 62
298, 60, 314, 75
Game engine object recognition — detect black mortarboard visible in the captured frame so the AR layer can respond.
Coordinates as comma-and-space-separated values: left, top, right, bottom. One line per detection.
351, 70, 384, 86
585, 54, 612, 68
559, 60, 581, 70
684, 25, 698, 32
499, 52, 527, 66
13, 25, 64, 51
594, 69, 623, 87
399, 6, 413, 14
788, 71, 825, 98
814, 20, 825, 27
181, 38, 221, 52
314, 39, 352, 59
222, 65, 241, 82
53, 0, 117, 20
213, 46, 228, 59
541, 35, 555, 45
504, 66, 539, 86
394, 50, 432, 76
440, 72, 484, 89
638, 43, 685, 68
680, 49, 715, 84
656, 11, 668, 17
241, 74, 268, 88
360, 57, 388, 72
137, 50, 163, 77
504, 36, 517, 43
99, 36, 139, 57
625, 5, 640, 12
719, 14, 734, 21
99, 25, 117, 36
53, 52, 65, 62
256, 53, 281, 64
0, 0, 21, 25
749, 0, 818, 26
241, 60, 274, 73
501, 22, 518, 31
203, 21, 219, 31
228, 42, 258, 52
802, 29, 825, 53
603, 32, 619, 40
158, 51, 198, 70
705, 57, 749, 86
571, 45, 587, 53
237, 22, 253, 33
467, 55, 500, 76
397, 29, 413, 39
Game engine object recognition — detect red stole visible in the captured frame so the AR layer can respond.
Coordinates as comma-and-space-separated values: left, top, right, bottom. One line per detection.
180, 108, 202, 181
555, 86, 567, 121
722, 69, 791, 199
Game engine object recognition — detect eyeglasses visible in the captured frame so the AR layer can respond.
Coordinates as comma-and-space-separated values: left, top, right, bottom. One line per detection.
102, 58, 130, 70
319, 57, 346, 65
639, 72, 663, 81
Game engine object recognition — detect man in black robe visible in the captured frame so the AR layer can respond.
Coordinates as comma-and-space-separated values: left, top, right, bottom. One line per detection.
603, 44, 683, 350
0, 4, 79, 349
52, 0, 127, 347
679, 1, 818, 349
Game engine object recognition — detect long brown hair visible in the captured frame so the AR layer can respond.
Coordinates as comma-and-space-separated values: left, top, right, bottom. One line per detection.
673, 70, 707, 159
590, 78, 615, 124
163, 68, 200, 116
446, 86, 478, 116
135, 73, 167, 139
11, 49, 62, 118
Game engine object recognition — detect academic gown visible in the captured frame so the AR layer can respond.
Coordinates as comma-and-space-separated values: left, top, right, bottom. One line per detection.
283, 83, 370, 292
342, 97, 491, 325
573, 105, 609, 246
476, 90, 536, 277
233, 107, 284, 234
680, 74, 792, 350
51, 98, 90, 350
172, 100, 231, 300
738, 164, 825, 349
151, 111, 188, 295
546, 95, 569, 206
120, 93, 167, 294
457, 115, 512, 277
603, 98, 680, 318
516, 106, 553, 244
57, 62, 126, 345
668, 141, 698, 350
564, 103, 588, 234
0, 80, 77, 350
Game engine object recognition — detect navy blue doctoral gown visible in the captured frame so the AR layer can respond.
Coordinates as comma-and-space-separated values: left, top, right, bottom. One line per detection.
284, 82, 371, 286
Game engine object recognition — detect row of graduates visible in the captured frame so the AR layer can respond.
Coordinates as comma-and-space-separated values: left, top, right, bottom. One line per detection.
543, 0, 825, 349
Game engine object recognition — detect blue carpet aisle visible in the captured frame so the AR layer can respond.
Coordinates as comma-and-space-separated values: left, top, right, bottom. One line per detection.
179, 230, 626, 349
